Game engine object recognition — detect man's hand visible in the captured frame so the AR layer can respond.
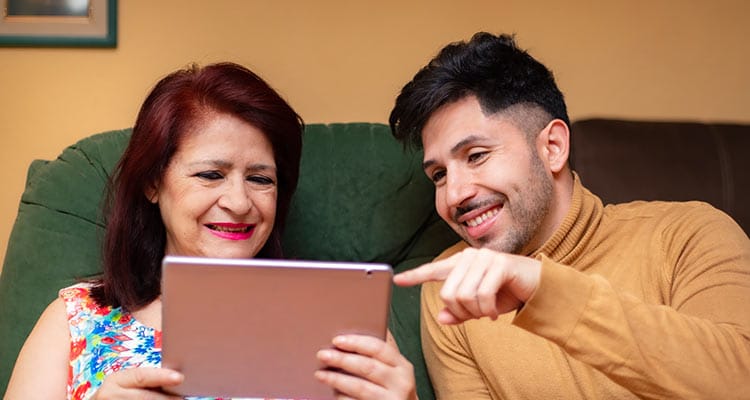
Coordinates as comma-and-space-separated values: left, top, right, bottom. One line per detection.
394, 247, 542, 324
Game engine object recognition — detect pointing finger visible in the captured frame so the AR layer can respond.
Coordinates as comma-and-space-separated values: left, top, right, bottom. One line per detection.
393, 254, 460, 286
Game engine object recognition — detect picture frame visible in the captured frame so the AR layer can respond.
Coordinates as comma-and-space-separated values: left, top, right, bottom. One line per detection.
0, 0, 117, 47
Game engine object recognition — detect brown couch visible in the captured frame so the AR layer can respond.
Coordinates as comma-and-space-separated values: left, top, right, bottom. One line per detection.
570, 118, 750, 235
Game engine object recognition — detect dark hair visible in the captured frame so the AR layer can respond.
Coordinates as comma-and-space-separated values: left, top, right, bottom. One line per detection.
389, 32, 570, 148
92, 62, 304, 310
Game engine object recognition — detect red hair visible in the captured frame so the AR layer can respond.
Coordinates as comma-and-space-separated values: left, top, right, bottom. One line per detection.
93, 63, 304, 310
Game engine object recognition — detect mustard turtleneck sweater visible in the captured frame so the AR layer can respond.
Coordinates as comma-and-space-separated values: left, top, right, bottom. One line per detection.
421, 177, 750, 399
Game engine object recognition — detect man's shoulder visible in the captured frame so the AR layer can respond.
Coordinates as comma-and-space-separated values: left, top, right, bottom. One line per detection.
603, 199, 744, 237
604, 199, 721, 220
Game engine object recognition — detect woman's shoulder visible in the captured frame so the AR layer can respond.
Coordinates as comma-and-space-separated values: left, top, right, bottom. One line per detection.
58, 282, 115, 324
59, 282, 96, 308
59, 281, 95, 299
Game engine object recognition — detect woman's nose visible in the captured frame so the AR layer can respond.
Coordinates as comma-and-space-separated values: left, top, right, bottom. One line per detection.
217, 180, 252, 214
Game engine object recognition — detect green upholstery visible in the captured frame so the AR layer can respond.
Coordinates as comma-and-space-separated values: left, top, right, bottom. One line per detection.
0, 123, 458, 399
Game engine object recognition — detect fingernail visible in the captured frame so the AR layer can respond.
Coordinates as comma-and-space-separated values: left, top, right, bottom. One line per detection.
317, 349, 333, 360
332, 335, 347, 345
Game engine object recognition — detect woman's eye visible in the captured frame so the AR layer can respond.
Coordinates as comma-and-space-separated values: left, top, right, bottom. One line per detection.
196, 171, 223, 180
248, 175, 275, 185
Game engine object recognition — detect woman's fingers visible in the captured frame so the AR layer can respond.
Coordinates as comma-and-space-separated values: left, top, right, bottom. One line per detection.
92, 368, 184, 399
119, 367, 184, 388
315, 365, 384, 400
318, 336, 397, 382
316, 334, 416, 400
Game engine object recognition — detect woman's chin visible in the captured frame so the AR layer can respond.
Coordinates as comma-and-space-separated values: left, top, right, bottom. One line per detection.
208, 248, 260, 259
166, 239, 265, 259
183, 245, 262, 260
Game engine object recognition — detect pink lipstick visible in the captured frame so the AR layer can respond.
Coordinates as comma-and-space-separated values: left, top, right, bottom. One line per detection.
206, 223, 255, 241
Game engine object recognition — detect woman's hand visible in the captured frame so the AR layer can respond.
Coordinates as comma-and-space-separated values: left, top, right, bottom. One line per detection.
315, 332, 418, 400
91, 367, 184, 399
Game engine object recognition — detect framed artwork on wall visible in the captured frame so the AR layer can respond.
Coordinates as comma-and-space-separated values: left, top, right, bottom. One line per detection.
0, 0, 117, 47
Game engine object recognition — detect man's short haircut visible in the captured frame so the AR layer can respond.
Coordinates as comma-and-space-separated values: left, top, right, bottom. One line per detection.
389, 32, 570, 148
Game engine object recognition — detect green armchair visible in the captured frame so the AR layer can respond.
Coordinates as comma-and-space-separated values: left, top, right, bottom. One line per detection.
0, 122, 458, 399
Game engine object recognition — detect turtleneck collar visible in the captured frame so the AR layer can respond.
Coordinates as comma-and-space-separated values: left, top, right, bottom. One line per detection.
530, 173, 604, 266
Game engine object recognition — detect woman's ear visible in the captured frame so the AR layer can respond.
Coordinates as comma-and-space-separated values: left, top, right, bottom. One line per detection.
144, 183, 159, 204
538, 119, 570, 174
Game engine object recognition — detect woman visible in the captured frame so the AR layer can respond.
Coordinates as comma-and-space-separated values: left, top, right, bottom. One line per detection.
5, 63, 416, 400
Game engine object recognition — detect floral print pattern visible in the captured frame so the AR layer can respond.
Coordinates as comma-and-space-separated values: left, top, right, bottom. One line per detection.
61, 283, 283, 400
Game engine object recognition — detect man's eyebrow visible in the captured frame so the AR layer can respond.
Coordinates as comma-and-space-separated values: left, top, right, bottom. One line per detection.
422, 135, 486, 171
450, 135, 484, 154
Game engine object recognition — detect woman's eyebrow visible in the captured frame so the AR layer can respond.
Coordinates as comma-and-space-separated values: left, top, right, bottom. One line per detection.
246, 163, 276, 173
187, 159, 232, 168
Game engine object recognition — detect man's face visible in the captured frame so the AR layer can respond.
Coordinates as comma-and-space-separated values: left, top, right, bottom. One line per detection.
421, 96, 554, 255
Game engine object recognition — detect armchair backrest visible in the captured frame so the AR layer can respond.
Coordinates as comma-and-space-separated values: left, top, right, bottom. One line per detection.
0, 123, 457, 399
570, 118, 750, 235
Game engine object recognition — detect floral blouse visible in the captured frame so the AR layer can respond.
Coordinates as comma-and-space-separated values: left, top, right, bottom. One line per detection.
61, 283, 280, 400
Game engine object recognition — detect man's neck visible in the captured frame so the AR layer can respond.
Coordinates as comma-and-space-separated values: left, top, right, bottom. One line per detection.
520, 169, 575, 256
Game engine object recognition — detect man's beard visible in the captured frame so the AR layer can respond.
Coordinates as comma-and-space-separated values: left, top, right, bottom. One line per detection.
474, 152, 553, 255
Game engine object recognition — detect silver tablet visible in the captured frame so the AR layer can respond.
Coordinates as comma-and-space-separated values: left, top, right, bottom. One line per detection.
160, 255, 393, 399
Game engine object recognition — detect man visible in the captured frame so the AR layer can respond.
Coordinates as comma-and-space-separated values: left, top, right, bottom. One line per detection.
391, 32, 750, 399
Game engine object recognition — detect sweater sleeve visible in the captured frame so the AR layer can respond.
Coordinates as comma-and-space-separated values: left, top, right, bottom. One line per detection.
419, 242, 493, 399
421, 280, 493, 400
513, 207, 750, 399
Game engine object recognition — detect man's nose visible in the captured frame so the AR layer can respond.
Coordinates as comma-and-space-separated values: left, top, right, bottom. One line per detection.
444, 168, 477, 209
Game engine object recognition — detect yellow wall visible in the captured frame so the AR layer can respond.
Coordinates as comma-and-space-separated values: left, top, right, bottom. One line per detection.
1, 0, 749, 269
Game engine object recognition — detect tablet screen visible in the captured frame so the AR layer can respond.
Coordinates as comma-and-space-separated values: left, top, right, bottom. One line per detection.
160, 255, 392, 399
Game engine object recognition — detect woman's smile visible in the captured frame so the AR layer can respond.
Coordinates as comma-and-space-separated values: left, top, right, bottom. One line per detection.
206, 223, 255, 241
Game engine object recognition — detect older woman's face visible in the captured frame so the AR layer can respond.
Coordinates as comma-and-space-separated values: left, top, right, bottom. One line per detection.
148, 112, 277, 259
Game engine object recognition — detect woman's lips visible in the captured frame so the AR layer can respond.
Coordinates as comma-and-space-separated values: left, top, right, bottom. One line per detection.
206, 223, 255, 241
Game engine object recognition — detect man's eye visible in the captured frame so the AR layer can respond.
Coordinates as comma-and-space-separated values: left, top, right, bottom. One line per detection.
248, 175, 275, 185
196, 171, 223, 180
468, 151, 488, 162
430, 170, 446, 184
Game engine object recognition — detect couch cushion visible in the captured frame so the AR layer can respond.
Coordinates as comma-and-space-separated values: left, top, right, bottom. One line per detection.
283, 123, 449, 265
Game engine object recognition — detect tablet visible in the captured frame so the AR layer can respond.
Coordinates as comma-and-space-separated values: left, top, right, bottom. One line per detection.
160, 255, 393, 399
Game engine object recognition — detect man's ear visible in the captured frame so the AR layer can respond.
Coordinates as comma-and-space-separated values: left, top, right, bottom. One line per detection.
538, 119, 570, 174
144, 183, 159, 204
